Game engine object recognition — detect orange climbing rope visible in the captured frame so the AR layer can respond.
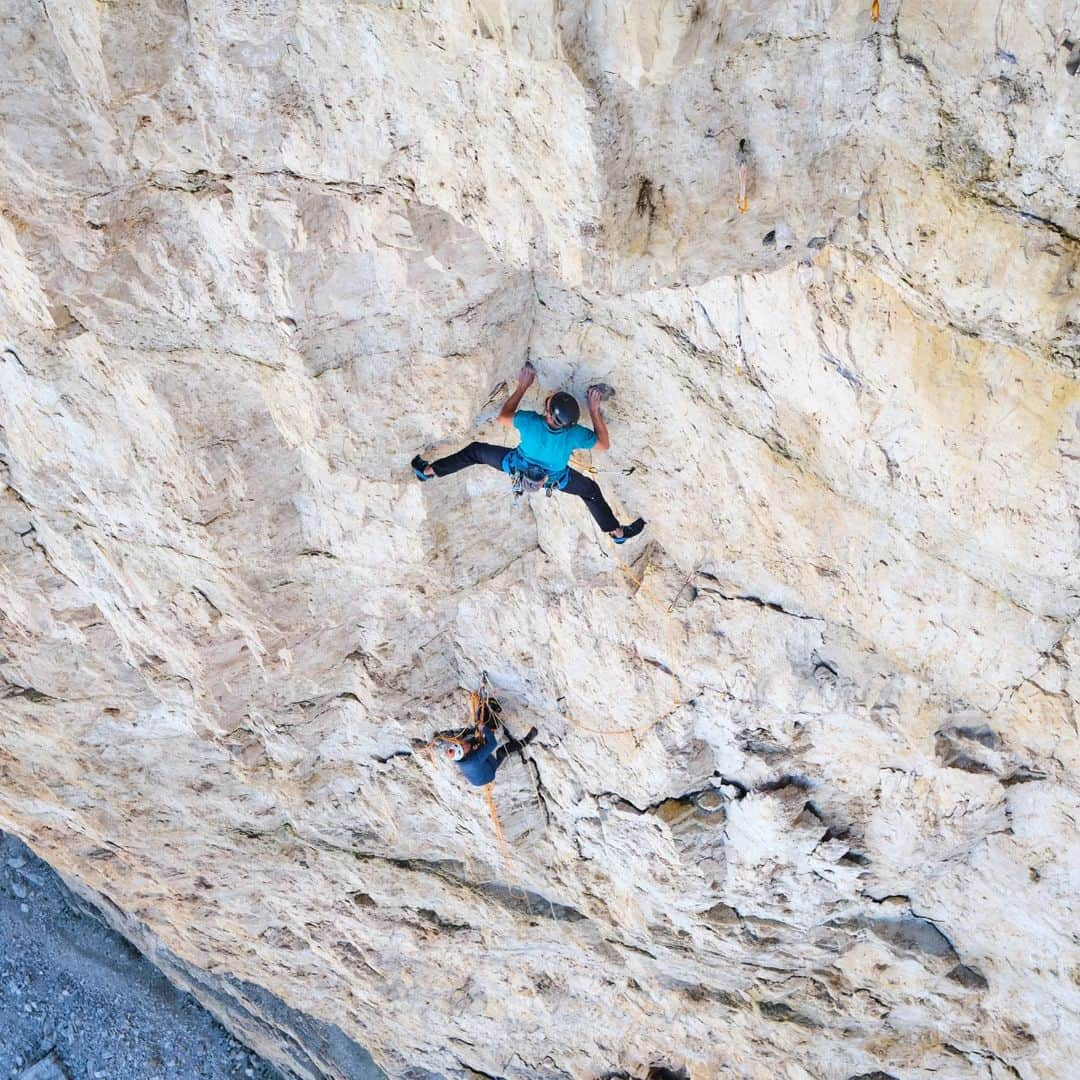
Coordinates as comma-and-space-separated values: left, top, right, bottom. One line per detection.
483, 782, 526, 900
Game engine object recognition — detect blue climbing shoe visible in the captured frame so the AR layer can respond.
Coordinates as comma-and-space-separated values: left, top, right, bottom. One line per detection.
411, 455, 432, 482
612, 517, 646, 544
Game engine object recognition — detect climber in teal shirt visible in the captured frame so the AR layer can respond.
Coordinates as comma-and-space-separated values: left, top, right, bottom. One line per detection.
411, 362, 646, 543
510, 407, 598, 476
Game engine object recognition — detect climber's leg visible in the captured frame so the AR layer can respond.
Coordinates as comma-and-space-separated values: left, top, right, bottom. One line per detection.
421, 442, 508, 479
490, 726, 538, 775
561, 468, 630, 533
502, 726, 538, 753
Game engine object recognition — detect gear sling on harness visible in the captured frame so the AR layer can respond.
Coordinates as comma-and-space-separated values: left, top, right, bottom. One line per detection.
502, 447, 569, 500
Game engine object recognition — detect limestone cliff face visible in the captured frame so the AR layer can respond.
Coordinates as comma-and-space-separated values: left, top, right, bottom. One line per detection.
1, 2, 1077, 1078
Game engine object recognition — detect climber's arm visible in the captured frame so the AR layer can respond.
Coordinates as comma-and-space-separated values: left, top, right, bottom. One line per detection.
497, 362, 536, 427
472, 726, 499, 762
587, 387, 611, 452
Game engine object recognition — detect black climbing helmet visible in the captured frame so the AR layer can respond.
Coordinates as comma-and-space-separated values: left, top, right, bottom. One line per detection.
548, 391, 580, 429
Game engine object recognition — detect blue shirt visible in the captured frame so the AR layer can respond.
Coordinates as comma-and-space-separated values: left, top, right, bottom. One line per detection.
456, 725, 499, 786
513, 410, 598, 474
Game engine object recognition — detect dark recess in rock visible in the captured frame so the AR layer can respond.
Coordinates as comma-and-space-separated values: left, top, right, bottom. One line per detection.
477, 882, 589, 922
951, 724, 1001, 748
674, 980, 744, 1008
714, 774, 749, 799
1062, 38, 1080, 76
758, 773, 812, 793
701, 901, 741, 926
601, 1068, 689, 1080
1002, 766, 1047, 786
870, 915, 958, 960
739, 730, 789, 758
948, 963, 989, 990
839, 850, 871, 866
217, 974, 386, 1078
759, 1000, 819, 1027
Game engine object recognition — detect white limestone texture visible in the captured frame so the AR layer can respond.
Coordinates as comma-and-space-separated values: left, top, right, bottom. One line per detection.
0, 2, 1078, 1079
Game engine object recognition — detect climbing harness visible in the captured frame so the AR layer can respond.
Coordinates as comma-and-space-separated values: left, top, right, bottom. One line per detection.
503, 448, 566, 503
510, 465, 558, 501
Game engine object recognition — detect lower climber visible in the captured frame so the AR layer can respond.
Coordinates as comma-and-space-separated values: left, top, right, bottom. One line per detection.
445, 719, 539, 787
435, 692, 538, 787
411, 361, 646, 543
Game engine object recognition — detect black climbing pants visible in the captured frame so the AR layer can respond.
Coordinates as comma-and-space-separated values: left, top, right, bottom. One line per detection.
490, 728, 537, 772
429, 441, 620, 533
430, 441, 508, 476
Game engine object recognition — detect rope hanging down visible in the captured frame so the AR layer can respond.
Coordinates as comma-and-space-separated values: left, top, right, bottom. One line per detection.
483, 782, 526, 900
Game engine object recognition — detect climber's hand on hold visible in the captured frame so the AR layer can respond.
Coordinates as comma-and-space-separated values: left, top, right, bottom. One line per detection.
499, 362, 535, 426
589, 388, 611, 451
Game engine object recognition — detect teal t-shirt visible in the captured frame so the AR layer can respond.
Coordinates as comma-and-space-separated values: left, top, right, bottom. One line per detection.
513, 410, 598, 473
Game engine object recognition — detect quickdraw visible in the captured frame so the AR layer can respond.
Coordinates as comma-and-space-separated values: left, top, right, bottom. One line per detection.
737, 138, 751, 214
431, 673, 501, 759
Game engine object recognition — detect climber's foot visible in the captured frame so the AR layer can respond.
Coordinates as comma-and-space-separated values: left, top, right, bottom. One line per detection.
509, 726, 538, 755
411, 455, 435, 481
612, 517, 646, 544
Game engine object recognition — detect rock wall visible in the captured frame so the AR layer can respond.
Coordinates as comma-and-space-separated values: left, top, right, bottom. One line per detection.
0, 2, 1077, 1078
